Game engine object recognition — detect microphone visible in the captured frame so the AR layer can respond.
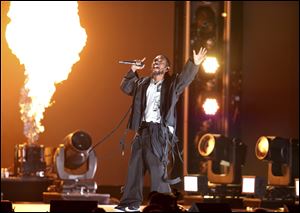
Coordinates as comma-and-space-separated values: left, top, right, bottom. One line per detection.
119, 60, 144, 66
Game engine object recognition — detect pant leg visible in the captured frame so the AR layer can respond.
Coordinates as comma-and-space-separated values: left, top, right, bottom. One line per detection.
143, 126, 171, 193
119, 134, 144, 207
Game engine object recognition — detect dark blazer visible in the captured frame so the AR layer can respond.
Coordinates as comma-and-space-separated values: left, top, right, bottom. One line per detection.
120, 59, 200, 133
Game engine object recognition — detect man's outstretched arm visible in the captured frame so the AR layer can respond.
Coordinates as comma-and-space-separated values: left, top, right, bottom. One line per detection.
175, 47, 207, 94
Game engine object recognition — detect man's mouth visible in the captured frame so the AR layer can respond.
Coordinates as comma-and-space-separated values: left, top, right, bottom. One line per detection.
153, 65, 159, 71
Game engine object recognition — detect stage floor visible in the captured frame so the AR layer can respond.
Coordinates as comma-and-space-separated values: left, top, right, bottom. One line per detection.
12, 203, 146, 212
9, 201, 297, 212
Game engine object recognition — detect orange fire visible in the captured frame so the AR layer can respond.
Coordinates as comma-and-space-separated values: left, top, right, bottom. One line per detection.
6, 2, 87, 143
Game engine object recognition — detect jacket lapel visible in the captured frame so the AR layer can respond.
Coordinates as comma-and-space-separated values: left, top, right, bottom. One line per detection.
141, 77, 151, 114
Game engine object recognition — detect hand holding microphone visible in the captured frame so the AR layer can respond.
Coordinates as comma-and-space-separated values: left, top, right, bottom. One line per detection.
119, 57, 146, 72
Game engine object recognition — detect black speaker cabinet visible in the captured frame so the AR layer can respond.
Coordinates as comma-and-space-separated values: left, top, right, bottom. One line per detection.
0, 200, 13, 213
188, 202, 232, 212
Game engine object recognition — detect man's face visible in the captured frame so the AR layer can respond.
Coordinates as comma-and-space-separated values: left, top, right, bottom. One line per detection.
151, 55, 169, 76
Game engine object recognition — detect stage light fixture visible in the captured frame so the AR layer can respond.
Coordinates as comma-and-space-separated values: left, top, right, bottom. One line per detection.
44, 130, 110, 204
255, 136, 299, 186
241, 176, 266, 198
54, 130, 97, 180
197, 133, 247, 184
47, 130, 98, 195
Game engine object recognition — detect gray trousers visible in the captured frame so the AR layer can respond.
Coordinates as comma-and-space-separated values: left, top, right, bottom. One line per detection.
119, 122, 171, 207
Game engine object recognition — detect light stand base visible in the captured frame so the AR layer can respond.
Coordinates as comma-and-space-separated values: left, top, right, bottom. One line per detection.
43, 192, 110, 204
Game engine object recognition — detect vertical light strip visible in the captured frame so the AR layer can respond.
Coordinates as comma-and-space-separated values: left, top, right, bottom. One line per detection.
222, 1, 231, 137
183, 1, 191, 176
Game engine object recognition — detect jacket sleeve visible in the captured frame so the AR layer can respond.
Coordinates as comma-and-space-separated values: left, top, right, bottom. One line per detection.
120, 69, 139, 96
175, 58, 200, 95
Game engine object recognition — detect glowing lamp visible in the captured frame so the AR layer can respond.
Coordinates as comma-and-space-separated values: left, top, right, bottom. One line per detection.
295, 178, 299, 198
202, 57, 219, 74
184, 175, 209, 195
202, 98, 219, 115
197, 133, 247, 184
242, 176, 255, 194
241, 176, 266, 197
255, 136, 299, 186
184, 176, 198, 192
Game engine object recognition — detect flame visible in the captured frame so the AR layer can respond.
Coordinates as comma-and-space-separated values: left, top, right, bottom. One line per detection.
5, 2, 87, 144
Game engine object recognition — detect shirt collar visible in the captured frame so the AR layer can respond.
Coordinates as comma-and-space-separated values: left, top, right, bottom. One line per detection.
150, 78, 164, 85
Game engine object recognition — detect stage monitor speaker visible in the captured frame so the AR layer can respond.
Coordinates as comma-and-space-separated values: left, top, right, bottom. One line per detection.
50, 200, 98, 212
203, 198, 243, 209
0, 200, 13, 213
188, 202, 232, 212
260, 200, 294, 209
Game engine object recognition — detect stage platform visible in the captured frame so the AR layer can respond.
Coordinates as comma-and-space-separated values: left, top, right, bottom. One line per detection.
11, 203, 144, 212
5, 202, 298, 212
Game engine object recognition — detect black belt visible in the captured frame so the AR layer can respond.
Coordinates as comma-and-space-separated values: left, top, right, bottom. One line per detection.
139, 121, 160, 130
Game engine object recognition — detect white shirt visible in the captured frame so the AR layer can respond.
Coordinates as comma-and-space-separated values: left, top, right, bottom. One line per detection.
143, 79, 174, 134
143, 79, 163, 123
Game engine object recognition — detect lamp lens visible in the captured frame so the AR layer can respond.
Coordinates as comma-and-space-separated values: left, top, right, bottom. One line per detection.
71, 131, 92, 151
199, 134, 215, 157
256, 137, 269, 160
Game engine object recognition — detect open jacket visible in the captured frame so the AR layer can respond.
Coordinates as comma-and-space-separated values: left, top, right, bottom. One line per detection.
120, 58, 200, 133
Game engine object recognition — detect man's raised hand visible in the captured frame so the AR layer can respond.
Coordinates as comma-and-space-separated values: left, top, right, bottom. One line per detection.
193, 47, 207, 66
